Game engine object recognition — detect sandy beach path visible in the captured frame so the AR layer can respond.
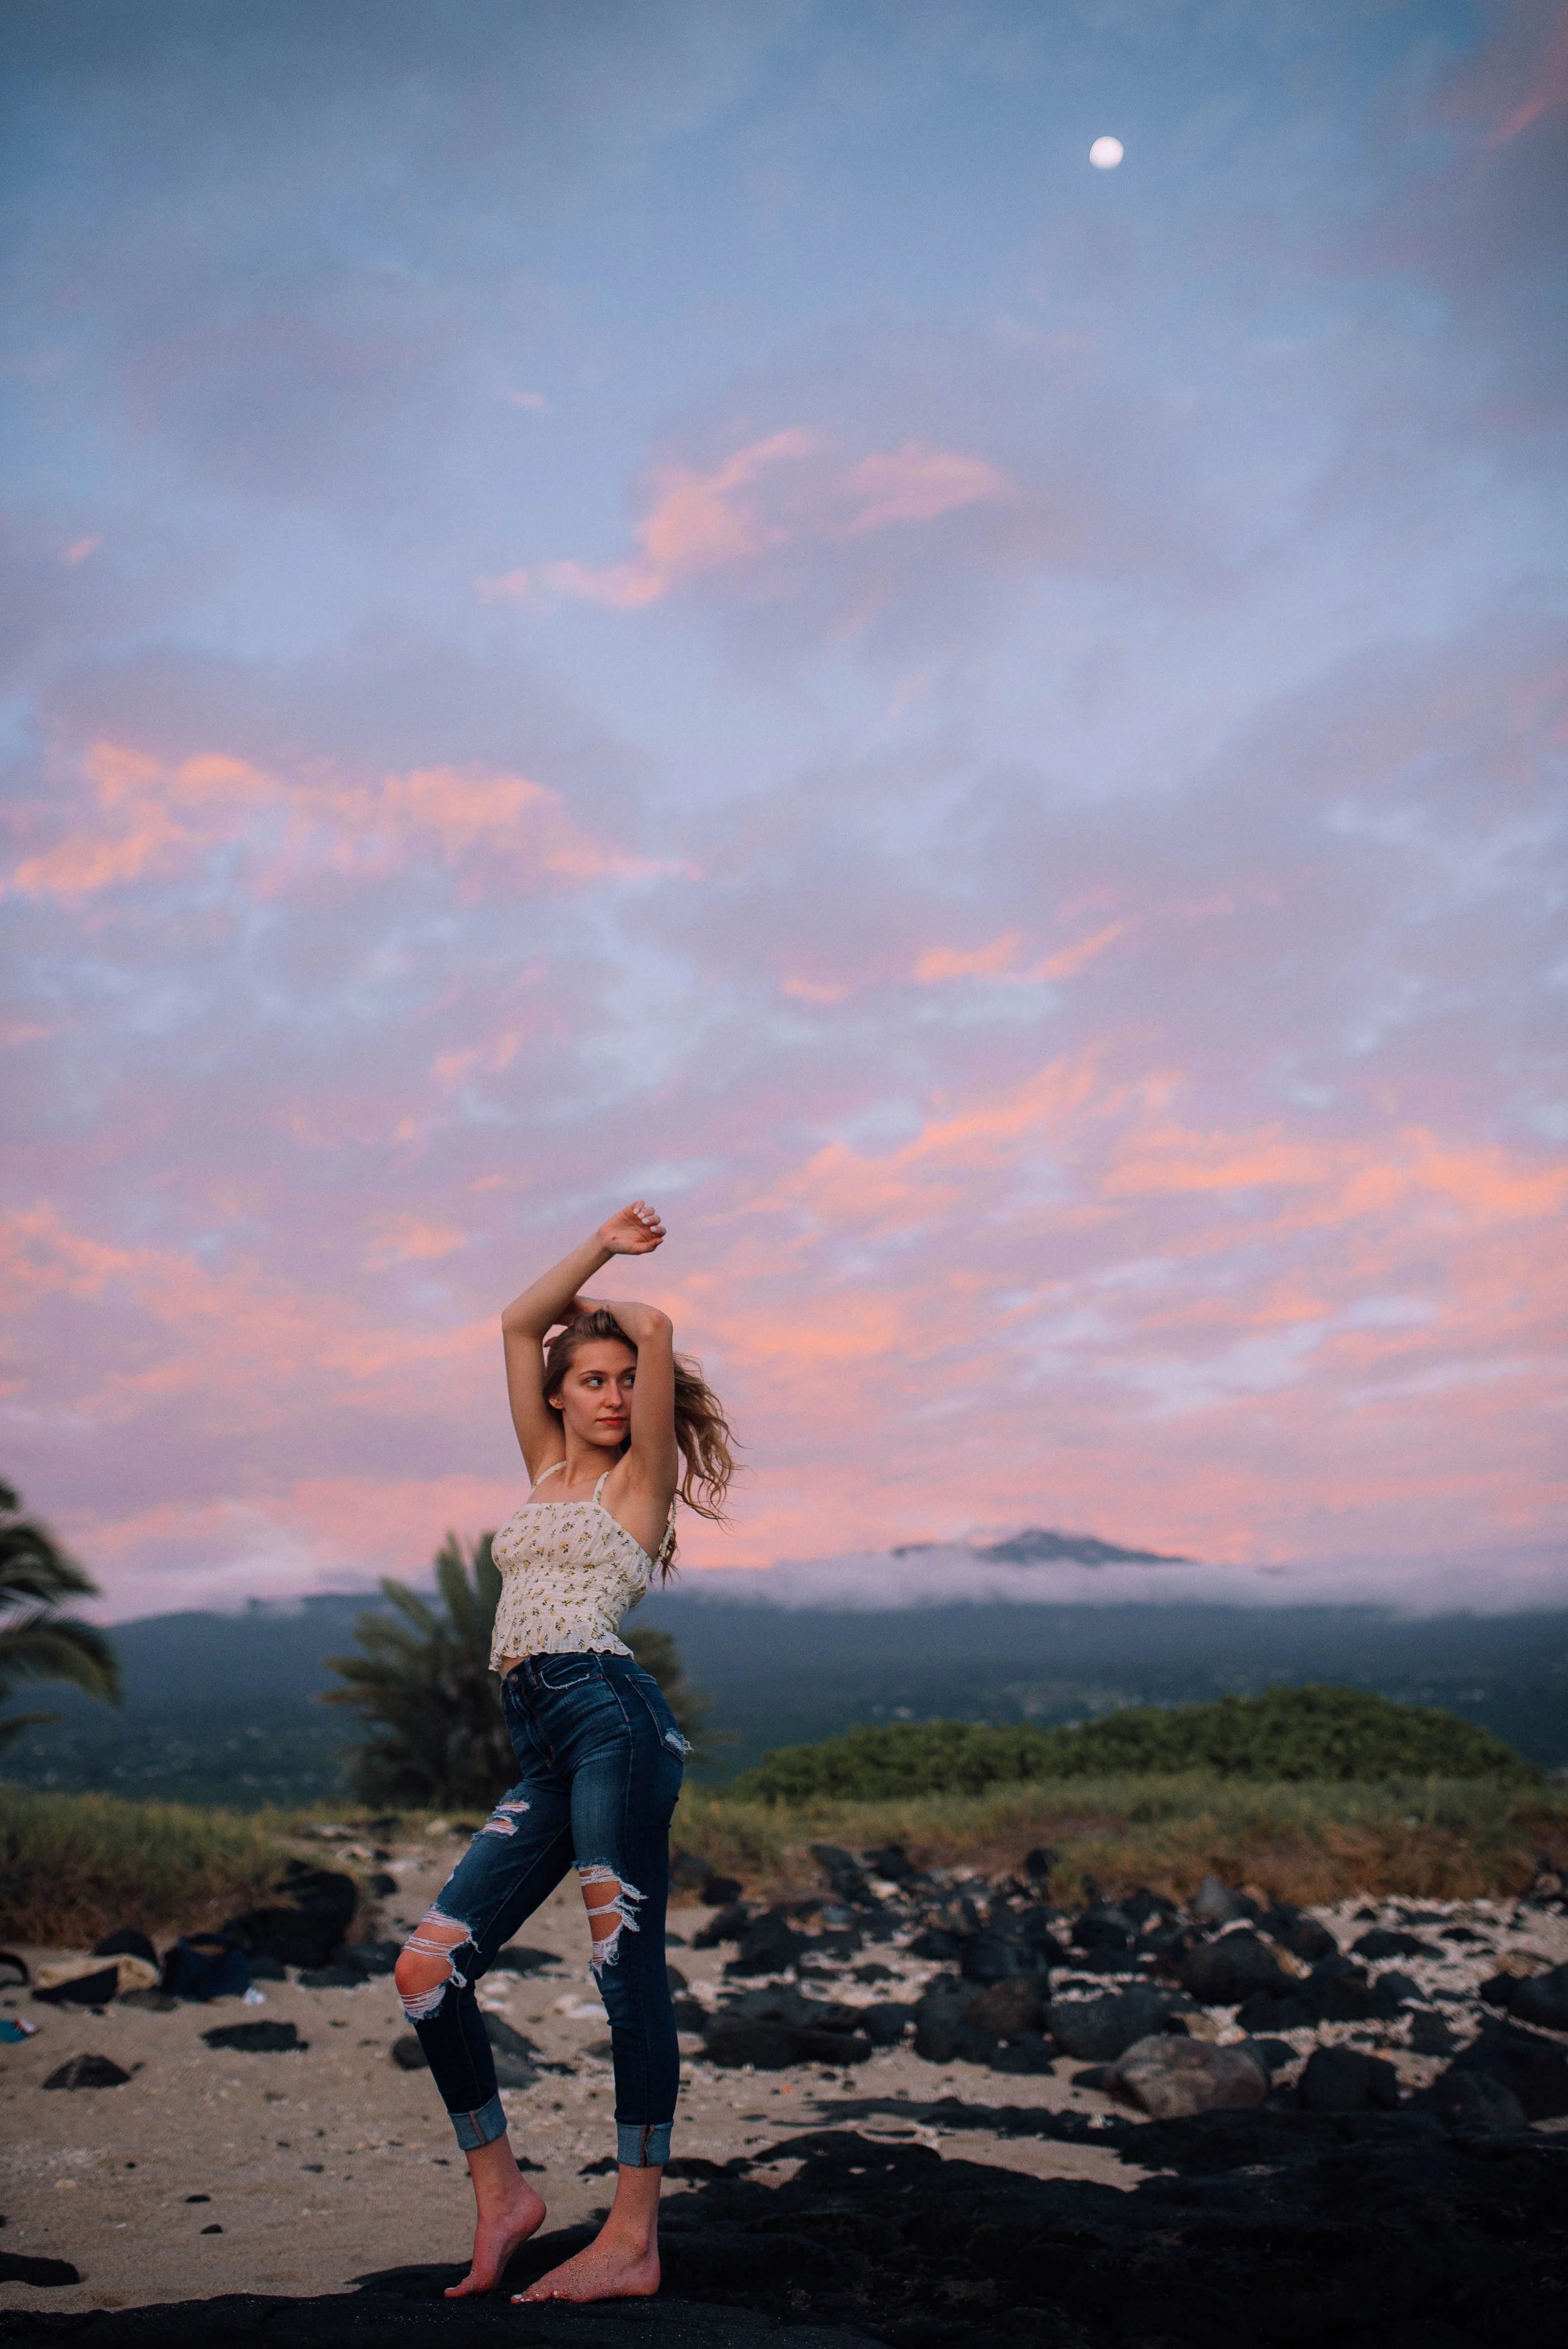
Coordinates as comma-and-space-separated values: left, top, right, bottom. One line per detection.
1, 1843, 1140, 2316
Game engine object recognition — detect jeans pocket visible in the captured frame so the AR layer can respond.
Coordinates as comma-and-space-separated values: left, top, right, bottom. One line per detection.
627, 1671, 692, 1759
536, 1655, 598, 1694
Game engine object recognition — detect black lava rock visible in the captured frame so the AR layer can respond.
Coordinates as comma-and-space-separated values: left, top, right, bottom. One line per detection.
1071, 1906, 1134, 1954
1429, 2069, 1530, 2131
1407, 2009, 1458, 2056
960, 1928, 1036, 1985
1297, 2045, 1401, 2112
482, 2013, 543, 2089
492, 1944, 561, 1976
1016, 1907, 1069, 1963
1272, 1911, 1340, 1963
1190, 1874, 1260, 1925
341, 1940, 401, 1976
1352, 1927, 1438, 1960
1177, 1931, 1290, 2006
691, 1900, 750, 1949
702, 2009, 872, 2070
1047, 1988, 1175, 2062
987, 2029, 1056, 2076
861, 2000, 918, 2047
1300, 1955, 1380, 2022
220, 1863, 358, 1970
809, 1843, 877, 1908
1234, 1987, 1316, 2033
201, 2021, 306, 2054
863, 1842, 916, 1881
1511, 1961, 1568, 2033
41, 2054, 133, 2089
724, 1909, 805, 1978
1438, 2017, 1568, 2121
700, 1874, 743, 1906
906, 1925, 965, 1961
913, 1975, 993, 2065
0, 2252, 81, 2285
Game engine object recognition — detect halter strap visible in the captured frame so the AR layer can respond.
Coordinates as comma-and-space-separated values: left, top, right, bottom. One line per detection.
533, 1460, 566, 1489
593, 1470, 611, 1503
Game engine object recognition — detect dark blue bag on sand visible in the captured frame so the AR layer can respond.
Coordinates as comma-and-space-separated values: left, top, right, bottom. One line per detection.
161, 1934, 251, 2002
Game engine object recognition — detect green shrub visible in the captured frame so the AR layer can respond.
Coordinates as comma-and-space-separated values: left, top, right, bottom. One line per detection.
734, 1685, 1539, 1802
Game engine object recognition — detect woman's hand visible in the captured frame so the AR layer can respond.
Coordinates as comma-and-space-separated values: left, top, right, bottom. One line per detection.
596, 1200, 666, 1257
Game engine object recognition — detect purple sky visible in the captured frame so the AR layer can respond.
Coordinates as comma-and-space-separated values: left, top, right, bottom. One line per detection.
3, 2, 1565, 1619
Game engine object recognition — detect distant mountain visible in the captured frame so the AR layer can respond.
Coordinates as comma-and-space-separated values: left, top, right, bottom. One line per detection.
969, 1527, 1191, 1566
1, 1537, 1563, 1807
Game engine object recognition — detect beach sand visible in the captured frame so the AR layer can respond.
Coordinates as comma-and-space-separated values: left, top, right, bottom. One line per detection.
1, 1842, 1145, 2315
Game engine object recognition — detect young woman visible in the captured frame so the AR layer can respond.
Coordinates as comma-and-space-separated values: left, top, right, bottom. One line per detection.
392, 1201, 734, 2304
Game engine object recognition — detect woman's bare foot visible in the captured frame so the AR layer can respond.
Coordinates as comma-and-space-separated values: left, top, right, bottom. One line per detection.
514, 2220, 659, 2304
447, 2138, 547, 2299
515, 2162, 662, 2304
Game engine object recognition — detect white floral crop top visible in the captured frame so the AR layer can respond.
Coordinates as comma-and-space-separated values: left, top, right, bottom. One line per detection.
488, 1464, 675, 1673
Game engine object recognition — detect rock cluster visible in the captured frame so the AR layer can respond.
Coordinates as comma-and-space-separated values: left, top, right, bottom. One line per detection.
678, 1844, 1568, 2128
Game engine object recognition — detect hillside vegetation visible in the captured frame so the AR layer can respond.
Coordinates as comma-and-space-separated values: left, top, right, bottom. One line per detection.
734, 1684, 1539, 1802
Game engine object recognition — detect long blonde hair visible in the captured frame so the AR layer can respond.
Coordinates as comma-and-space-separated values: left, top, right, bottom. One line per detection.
541, 1308, 736, 1571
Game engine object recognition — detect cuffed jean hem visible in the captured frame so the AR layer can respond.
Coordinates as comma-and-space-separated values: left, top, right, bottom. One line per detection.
617, 2120, 672, 2168
448, 2092, 508, 2153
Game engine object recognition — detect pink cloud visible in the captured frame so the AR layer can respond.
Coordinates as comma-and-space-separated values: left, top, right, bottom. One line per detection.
915, 933, 1022, 981
836, 443, 1009, 534
915, 923, 1130, 984
6, 741, 659, 902
364, 1216, 469, 1269
479, 428, 1010, 610
1039, 921, 1129, 980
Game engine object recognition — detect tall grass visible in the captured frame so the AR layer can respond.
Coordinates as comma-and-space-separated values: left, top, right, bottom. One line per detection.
0, 1786, 292, 1946
674, 1774, 1568, 1907
6, 1776, 1565, 1949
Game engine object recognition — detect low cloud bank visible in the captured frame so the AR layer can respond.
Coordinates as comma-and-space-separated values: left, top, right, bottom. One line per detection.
679, 1535, 1568, 1618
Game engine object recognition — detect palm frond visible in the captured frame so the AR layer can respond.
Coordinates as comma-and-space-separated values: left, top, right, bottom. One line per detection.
0, 1485, 119, 1714
320, 1526, 721, 1804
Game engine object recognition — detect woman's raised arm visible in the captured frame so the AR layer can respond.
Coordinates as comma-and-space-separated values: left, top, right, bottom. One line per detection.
501, 1202, 665, 1476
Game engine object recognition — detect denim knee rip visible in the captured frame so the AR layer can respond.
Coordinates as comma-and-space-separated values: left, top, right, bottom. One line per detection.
396, 1905, 475, 2022
578, 1863, 645, 1973
480, 1796, 531, 1838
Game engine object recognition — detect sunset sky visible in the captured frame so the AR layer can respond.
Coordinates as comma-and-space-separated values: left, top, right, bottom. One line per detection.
3, 1, 1565, 1619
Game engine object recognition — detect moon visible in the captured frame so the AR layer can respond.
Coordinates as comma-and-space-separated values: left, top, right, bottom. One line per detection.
1089, 136, 1124, 169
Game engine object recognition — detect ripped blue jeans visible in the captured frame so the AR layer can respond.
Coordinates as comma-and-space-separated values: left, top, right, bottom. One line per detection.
399, 1650, 687, 2163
